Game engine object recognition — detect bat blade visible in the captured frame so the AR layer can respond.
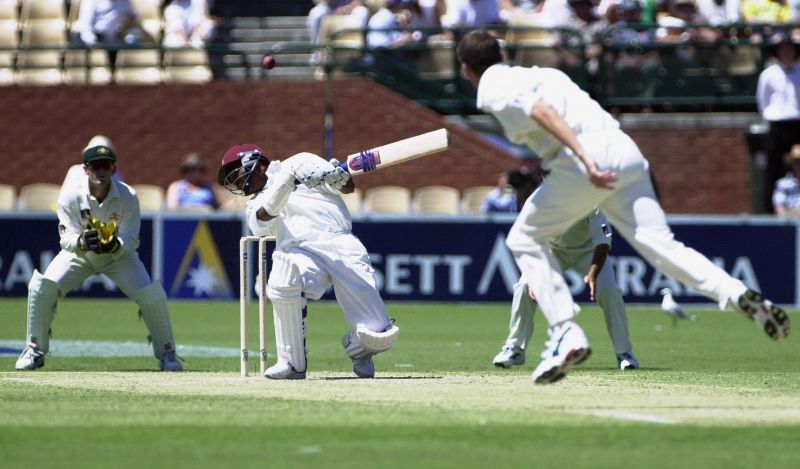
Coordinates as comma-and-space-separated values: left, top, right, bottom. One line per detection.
341, 128, 450, 175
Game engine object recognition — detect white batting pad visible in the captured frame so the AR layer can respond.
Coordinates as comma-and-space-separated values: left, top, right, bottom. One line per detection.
267, 251, 302, 299
26, 270, 59, 353
356, 324, 400, 354
272, 297, 307, 372
133, 282, 176, 359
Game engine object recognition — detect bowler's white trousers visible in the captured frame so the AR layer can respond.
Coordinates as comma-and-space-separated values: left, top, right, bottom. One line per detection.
506, 130, 747, 326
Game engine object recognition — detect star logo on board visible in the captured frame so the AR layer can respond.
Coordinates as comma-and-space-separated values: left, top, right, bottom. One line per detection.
185, 264, 222, 297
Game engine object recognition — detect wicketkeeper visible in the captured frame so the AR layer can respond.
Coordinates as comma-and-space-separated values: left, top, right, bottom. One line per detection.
493, 208, 639, 371
218, 144, 399, 379
15, 140, 182, 372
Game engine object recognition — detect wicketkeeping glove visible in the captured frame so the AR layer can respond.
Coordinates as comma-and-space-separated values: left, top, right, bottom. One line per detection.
79, 229, 101, 252
323, 158, 351, 190
98, 233, 121, 254
293, 161, 325, 189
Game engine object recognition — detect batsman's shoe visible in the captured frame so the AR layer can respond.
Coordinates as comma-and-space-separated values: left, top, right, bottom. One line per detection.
159, 350, 183, 372
15, 346, 45, 371
352, 356, 375, 379
531, 321, 591, 385
493, 345, 525, 368
616, 352, 640, 370
735, 289, 790, 340
264, 361, 306, 380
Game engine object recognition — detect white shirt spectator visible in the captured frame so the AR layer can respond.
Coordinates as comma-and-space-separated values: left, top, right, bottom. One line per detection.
772, 171, 800, 214
757, 61, 800, 121
441, 0, 503, 28
696, 0, 740, 25
164, 0, 215, 48
367, 6, 404, 47
74, 0, 139, 46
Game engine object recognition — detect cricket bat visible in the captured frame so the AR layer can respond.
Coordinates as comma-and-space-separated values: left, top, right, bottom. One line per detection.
339, 128, 450, 175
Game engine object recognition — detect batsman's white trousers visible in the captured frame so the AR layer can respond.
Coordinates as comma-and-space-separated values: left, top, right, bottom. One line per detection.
506, 130, 747, 326
282, 233, 391, 333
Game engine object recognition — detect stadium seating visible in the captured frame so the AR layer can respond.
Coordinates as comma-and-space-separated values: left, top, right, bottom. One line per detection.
316, 14, 364, 75
413, 185, 460, 215
63, 48, 112, 85
131, 0, 162, 43
417, 35, 456, 80
18, 183, 61, 211
461, 186, 494, 215
341, 187, 362, 215
218, 191, 247, 212
364, 186, 411, 214
15, 49, 63, 84
0, 14, 16, 85
0, 183, 15, 210
19, 0, 65, 22
132, 184, 165, 211
504, 13, 558, 68
115, 49, 161, 84
162, 49, 212, 84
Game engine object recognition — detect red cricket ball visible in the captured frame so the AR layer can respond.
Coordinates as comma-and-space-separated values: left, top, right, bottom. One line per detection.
262, 56, 276, 70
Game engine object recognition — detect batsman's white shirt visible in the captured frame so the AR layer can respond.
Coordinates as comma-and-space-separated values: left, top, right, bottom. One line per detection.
478, 63, 747, 326
44, 168, 153, 296
247, 153, 390, 332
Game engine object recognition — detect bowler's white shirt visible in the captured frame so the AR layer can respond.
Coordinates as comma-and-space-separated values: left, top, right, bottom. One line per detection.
477, 64, 619, 162
247, 153, 352, 250
57, 168, 141, 259
757, 63, 800, 121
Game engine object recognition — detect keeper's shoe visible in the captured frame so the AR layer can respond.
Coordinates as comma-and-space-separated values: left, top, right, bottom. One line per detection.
735, 289, 790, 340
15, 345, 45, 371
616, 352, 640, 370
493, 345, 525, 368
264, 361, 306, 380
159, 349, 184, 372
352, 356, 375, 379
531, 321, 591, 385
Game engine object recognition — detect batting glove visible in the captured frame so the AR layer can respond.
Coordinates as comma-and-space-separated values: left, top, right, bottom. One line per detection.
79, 229, 101, 253
323, 158, 351, 190
293, 161, 325, 189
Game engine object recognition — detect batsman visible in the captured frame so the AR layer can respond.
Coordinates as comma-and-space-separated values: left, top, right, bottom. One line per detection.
15, 140, 182, 372
218, 144, 399, 379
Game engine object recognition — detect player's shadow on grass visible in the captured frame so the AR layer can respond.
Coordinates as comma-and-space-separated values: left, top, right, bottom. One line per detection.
318, 375, 444, 381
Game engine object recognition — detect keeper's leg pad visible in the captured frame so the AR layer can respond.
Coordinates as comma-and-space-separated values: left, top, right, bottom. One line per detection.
26, 270, 59, 353
343, 323, 400, 360
132, 282, 176, 359
271, 296, 307, 372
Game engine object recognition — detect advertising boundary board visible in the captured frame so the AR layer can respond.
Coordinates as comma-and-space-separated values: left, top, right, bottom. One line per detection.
0, 213, 797, 306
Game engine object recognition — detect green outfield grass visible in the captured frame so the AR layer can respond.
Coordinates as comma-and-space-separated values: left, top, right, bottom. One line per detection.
1, 298, 799, 468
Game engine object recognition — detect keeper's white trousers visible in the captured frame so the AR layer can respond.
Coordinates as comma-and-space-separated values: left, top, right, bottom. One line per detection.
44, 250, 152, 295
506, 130, 747, 327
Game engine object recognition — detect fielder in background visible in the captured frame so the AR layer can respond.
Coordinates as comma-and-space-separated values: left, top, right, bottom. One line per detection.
218, 144, 399, 380
15, 141, 182, 372
457, 29, 790, 384
493, 208, 639, 371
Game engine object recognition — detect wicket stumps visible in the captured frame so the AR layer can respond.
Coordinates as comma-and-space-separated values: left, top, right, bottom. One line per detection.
239, 235, 275, 377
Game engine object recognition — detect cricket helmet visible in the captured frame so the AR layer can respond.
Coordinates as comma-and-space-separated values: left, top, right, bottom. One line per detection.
218, 143, 269, 195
